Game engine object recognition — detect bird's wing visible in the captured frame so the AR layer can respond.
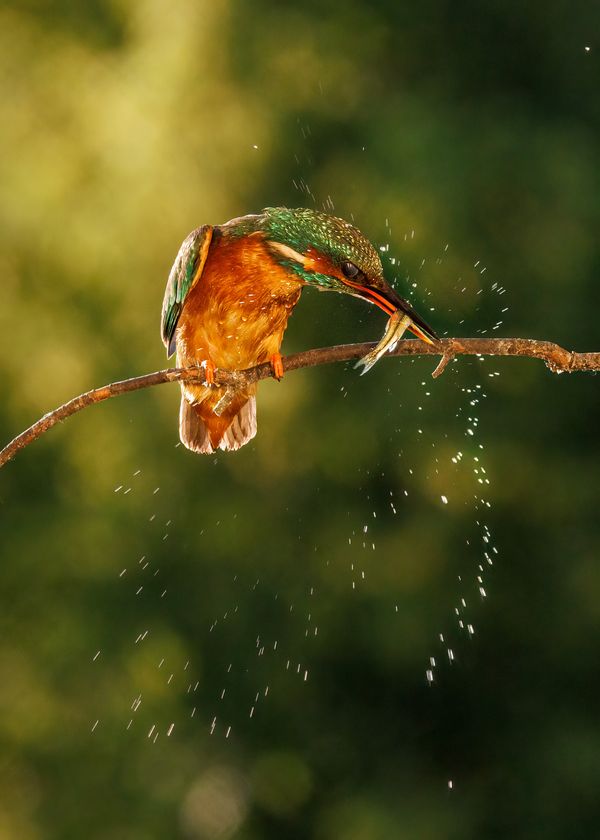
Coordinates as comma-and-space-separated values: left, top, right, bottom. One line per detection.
161, 225, 214, 356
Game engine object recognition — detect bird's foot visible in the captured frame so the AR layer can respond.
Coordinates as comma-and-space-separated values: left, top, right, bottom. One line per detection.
270, 352, 284, 380
202, 359, 216, 386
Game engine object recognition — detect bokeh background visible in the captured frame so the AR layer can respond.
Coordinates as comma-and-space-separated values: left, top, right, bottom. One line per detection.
1, 1, 599, 837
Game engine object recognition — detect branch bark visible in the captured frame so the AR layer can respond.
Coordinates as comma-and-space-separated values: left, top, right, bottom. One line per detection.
1, 337, 598, 469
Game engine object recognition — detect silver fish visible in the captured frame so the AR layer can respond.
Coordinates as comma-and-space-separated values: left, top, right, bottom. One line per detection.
355, 312, 413, 375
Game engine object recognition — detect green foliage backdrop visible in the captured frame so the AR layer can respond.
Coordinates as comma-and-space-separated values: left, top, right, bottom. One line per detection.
0, 1, 599, 837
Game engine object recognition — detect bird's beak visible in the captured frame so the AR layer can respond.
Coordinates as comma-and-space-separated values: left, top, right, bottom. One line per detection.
342, 278, 439, 345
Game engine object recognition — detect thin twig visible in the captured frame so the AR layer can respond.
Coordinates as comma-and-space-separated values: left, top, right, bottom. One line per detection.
1, 337, 598, 469
432, 351, 454, 379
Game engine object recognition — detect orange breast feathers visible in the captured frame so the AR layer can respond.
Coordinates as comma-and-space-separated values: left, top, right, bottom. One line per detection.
176, 232, 303, 372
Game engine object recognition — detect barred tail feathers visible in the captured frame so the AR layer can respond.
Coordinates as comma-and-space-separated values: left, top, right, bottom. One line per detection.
179, 397, 213, 454
219, 395, 257, 451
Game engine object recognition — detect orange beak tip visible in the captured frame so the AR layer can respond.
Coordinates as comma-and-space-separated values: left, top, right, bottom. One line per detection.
408, 324, 436, 345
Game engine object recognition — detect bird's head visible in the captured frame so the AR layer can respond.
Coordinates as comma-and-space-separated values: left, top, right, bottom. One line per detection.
257, 207, 438, 344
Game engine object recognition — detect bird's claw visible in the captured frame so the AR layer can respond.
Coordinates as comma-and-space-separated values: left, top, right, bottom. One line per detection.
270, 352, 284, 380
202, 359, 216, 386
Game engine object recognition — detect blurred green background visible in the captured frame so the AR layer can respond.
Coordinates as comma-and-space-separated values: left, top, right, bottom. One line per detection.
1, 1, 599, 837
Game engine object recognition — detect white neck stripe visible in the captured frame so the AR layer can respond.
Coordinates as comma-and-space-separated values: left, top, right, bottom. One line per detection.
268, 241, 307, 266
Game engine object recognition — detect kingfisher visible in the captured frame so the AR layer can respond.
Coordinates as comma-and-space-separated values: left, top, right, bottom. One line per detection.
161, 207, 437, 454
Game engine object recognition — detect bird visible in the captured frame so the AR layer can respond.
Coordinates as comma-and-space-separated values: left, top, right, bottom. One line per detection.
161, 207, 437, 454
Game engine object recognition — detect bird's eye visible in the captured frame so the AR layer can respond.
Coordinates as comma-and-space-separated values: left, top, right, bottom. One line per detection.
341, 261, 360, 279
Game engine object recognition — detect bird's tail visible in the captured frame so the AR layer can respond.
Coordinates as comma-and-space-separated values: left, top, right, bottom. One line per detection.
179, 394, 257, 454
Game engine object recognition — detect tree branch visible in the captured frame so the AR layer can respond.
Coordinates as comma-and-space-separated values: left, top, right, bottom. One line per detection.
1, 337, 598, 469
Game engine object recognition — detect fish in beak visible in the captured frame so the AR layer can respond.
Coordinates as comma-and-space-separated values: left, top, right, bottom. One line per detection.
342, 277, 439, 374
